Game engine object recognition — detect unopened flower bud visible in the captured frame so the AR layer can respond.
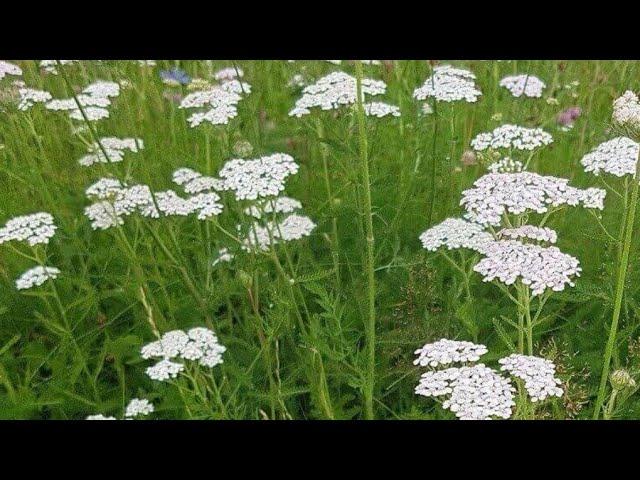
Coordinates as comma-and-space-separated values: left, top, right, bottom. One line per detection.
611, 369, 636, 391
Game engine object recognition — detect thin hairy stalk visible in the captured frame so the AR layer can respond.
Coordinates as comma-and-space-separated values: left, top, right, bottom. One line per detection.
594, 148, 640, 419
355, 61, 377, 420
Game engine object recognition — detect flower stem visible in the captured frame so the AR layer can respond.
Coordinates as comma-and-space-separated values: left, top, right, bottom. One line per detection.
354, 61, 377, 420
593, 147, 640, 419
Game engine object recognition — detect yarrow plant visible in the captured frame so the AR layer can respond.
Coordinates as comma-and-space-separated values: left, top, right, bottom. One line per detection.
78, 137, 144, 166
414, 339, 563, 419
0, 61, 22, 80
499, 74, 546, 98
46, 80, 120, 121
86, 398, 154, 420
413, 65, 482, 103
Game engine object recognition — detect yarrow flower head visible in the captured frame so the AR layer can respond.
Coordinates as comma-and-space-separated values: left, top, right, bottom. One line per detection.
289, 71, 388, 117
487, 157, 524, 173
46, 81, 120, 122
415, 364, 515, 420
363, 102, 400, 118
499, 74, 546, 98
460, 172, 606, 226
79, 137, 143, 166
244, 196, 303, 219
141, 327, 226, 381
0, 212, 57, 246
471, 124, 553, 152
179, 87, 243, 127
498, 225, 558, 244
171, 167, 224, 194
413, 65, 482, 103
86, 414, 116, 420
15, 266, 60, 290
17, 88, 52, 111
473, 240, 581, 296
212, 247, 234, 266
414, 339, 488, 367
499, 354, 563, 402
218, 153, 299, 201
39, 60, 77, 75
241, 213, 316, 252
0, 61, 22, 80
124, 398, 154, 418
580, 137, 639, 177
418, 218, 494, 254
214, 67, 243, 82
612, 90, 640, 133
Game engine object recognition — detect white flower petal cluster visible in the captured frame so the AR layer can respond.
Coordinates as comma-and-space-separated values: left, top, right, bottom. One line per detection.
471, 124, 553, 151
241, 213, 316, 252
39, 60, 77, 75
79, 137, 143, 166
86, 414, 116, 420
499, 354, 563, 402
84, 177, 224, 230
172, 169, 224, 194
289, 71, 387, 117
414, 339, 488, 367
0, 61, 22, 79
17, 88, 52, 111
179, 87, 244, 127
460, 172, 606, 226
137, 60, 156, 67
244, 196, 303, 218
612, 90, 640, 130
473, 240, 581, 296
416, 364, 515, 420
141, 327, 226, 381
214, 67, 243, 82
499, 75, 546, 98
220, 80, 251, 95
363, 101, 400, 118
46, 80, 120, 121
212, 247, 234, 266
124, 398, 154, 418
0, 212, 57, 246
498, 225, 557, 244
15, 266, 60, 290
487, 157, 524, 173
418, 218, 494, 254
218, 153, 299, 201
413, 65, 481, 103
580, 137, 639, 177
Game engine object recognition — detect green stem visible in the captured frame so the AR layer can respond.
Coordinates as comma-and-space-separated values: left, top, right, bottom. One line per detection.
593, 148, 640, 419
354, 61, 377, 420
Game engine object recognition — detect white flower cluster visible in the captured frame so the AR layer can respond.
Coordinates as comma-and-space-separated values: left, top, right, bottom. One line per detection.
413, 65, 482, 103
580, 136, 639, 177
214, 67, 243, 82
244, 196, 302, 218
612, 90, 640, 130
86, 414, 116, 420
79, 137, 143, 166
499, 354, 563, 402
414, 339, 488, 367
17, 88, 52, 111
39, 60, 78, 75
363, 102, 401, 118
473, 240, 581, 296
487, 157, 524, 173
498, 225, 557, 244
288, 71, 388, 117
84, 177, 223, 230
220, 79, 252, 95
16, 266, 60, 290
416, 364, 515, 420
179, 87, 244, 127
241, 213, 316, 252
124, 398, 155, 418
0, 61, 22, 79
172, 167, 223, 194
46, 81, 120, 121
137, 60, 157, 67
418, 218, 493, 254
212, 247, 234, 266
141, 327, 226, 381
0, 212, 57, 246
460, 172, 606, 226
218, 153, 299, 201
471, 124, 553, 151
499, 74, 546, 98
